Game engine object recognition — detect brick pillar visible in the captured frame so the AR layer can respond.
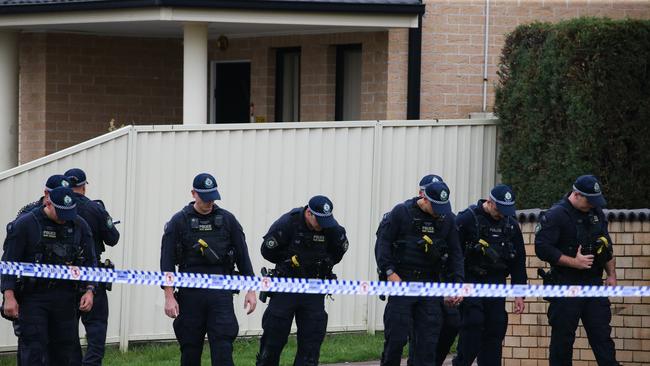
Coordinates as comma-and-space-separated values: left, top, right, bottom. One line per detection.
18, 33, 47, 164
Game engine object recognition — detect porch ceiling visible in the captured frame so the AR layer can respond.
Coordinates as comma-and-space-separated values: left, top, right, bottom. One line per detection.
5, 18, 398, 39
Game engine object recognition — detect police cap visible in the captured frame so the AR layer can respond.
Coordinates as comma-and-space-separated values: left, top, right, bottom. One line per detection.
573, 175, 606, 208
193, 173, 221, 202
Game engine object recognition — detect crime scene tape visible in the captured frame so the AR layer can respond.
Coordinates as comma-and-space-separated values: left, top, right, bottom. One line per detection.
1, 261, 649, 297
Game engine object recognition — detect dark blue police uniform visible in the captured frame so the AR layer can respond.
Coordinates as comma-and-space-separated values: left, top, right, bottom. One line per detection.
67, 179, 120, 366
376, 182, 463, 366
404, 174, 459, 366
256, 195, 348, 366
2, 174, 73, 363
535, 176, 618, 366
1, 187, 97, 366
452, 188, 527, 366
161, 195, 254, 366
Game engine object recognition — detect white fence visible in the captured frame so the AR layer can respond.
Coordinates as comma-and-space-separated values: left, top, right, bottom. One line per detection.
0, 119, 498, 351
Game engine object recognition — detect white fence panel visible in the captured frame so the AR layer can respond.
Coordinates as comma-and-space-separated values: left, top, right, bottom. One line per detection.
0, 119, 498, 350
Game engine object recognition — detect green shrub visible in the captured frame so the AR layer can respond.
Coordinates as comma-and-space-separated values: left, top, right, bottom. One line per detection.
495, 17, 650, 209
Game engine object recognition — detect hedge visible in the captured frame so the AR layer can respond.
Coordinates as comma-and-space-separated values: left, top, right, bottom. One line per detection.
494, 17, 650, 209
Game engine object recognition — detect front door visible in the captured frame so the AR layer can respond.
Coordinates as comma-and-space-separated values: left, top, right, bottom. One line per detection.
213, 62, 251, 123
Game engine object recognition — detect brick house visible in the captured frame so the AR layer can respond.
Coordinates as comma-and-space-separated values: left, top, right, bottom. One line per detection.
0, 0, 648, 168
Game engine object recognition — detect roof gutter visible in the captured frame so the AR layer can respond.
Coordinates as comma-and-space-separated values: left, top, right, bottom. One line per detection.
0, 0, 425, 16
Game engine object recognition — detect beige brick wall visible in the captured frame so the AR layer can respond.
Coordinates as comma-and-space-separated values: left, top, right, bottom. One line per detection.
502, 220, 650, 365
417, 0, 650, 119
18, 33, 47, 163
209, 31, 392, 123
18, 33, 183, 164
18, 31, 392, 163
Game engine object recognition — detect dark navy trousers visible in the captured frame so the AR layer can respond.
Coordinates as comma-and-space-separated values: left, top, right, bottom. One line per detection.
381, 296, 442, 366
71, 287, 109, 366
453, 297, 507, 366
15, 287, 79, 366
173, 288, 239, 366
548, 297, 618, 366
257, 293, 328, 366
407, 302, 460, 366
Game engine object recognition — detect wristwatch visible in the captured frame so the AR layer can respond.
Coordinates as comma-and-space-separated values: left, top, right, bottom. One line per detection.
386, 269, 395, 277
85, 285, 96, 294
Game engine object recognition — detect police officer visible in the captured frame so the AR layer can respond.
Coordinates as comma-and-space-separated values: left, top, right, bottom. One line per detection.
160, 173, 257, 366
376, 181, 464, 366
256, 195, 349, 366
66, 168, 120, 366
535, 175, 619, 365
14, 174, 71, 219
405, 174, 460, 366
452, 184, 527, 366
1, 186, 97, 365
1, 174, 73, 363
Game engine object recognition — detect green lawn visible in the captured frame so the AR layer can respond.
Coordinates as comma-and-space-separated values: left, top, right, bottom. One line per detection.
0, 332, 386, 366
0, 332, 456, 365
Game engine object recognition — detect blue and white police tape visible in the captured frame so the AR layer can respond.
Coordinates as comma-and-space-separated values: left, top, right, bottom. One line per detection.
1, 261, 648, 297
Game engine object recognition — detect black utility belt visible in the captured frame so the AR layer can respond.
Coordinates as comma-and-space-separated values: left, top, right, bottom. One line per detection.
19, 278, 79, 291
179, 265, 232, 275
397, 268, 438, 281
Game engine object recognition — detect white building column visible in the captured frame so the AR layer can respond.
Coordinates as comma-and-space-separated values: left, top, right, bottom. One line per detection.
0, 31, 18, 170
183, 23, 208, 125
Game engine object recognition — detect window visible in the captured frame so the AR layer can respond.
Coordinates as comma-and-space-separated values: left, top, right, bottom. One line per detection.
275, 48, 301, 122
335, 44, 362, 121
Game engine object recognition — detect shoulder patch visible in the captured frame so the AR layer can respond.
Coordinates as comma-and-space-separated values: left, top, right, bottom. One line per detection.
265, 237, 278, 249
534, 222, 542, 234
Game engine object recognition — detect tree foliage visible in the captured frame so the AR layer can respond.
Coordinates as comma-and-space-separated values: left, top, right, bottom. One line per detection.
495, 17, 650, 208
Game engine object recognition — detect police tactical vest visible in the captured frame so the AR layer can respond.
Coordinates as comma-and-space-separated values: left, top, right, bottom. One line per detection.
30, 210, 84, 266
557, 200, 610, 269
464, 205, 516, 275
393, 203, 447, 278
179, 206, 233, 269
281, 208, 332, 278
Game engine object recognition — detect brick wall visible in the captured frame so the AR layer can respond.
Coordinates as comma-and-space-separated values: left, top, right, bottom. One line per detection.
418, 0, 650, 119
18, 33, 183, 164
502, 219, 650, 365
18, 33, 47, 163
209, 31, 392, 123
18, 31, 392, 163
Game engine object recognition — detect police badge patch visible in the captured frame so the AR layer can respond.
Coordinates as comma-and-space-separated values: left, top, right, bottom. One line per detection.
265, 237, 278, 249
440, 190, 448, 201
